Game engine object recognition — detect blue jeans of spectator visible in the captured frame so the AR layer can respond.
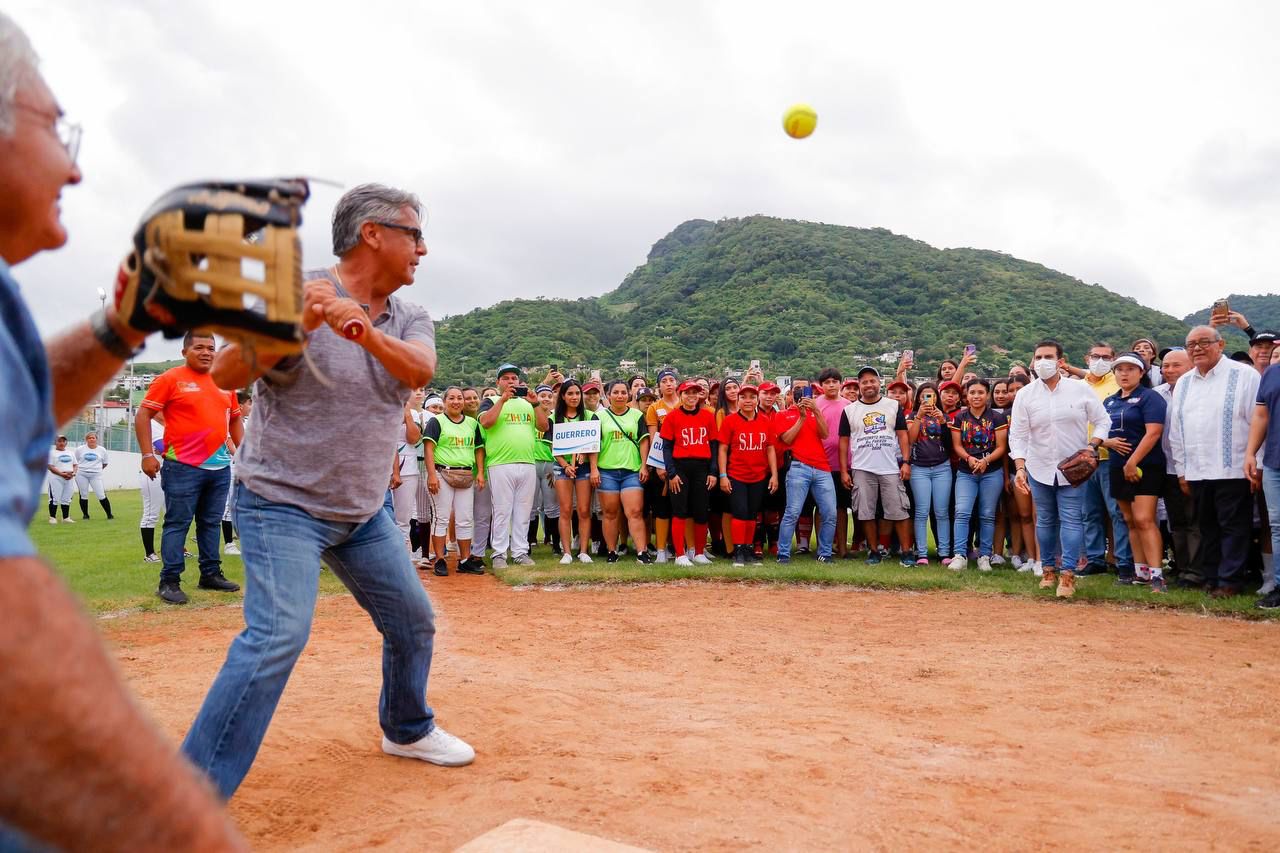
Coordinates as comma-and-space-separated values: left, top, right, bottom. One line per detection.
1264, 468, 1280, 558
954, 469, 1004, 558
910, 462, 952, 558
1083, 457, 1133, 571
182, 485, 437, 799
778, 461, 836, 558
1029, 475, 1085, 571
160, 459, 230, 584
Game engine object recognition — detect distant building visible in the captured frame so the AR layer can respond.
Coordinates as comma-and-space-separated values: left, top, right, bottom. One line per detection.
619, 360, 637, 372
876, 350, 902, 365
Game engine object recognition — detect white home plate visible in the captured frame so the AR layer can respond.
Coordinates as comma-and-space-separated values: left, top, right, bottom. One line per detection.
455, 818, 650, 852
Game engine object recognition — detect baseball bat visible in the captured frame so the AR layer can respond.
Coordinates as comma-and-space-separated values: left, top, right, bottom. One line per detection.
342, 319, 366, 340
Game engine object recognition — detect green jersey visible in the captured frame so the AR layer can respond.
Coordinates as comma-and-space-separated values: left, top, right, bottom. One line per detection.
597, 406, 647, 471
479, 396, 538, 466
534, 407, 555, 462
423, 414, 484, 468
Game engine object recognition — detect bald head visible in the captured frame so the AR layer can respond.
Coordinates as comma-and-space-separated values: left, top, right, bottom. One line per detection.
1161, 349, 1191, 386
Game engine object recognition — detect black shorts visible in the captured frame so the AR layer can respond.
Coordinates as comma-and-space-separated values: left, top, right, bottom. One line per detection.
709, 480, 731, 514
728, 477, 769, 521
831, 471, 852, 510
1110, 459, 1165, 501
766, 461, 789, 512
644, 465, 671, 519
669, 458, 711, 524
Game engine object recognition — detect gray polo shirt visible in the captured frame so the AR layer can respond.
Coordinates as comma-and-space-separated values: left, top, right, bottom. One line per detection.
236, 268, 435, 522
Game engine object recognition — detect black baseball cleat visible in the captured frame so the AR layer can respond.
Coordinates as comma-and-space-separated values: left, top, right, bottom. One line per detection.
157, 581, 188, 605
198, 572, 241, 592
433, 558, 449, 577
1255, 589, 1280, 610
635, 550, 655, 565
606, 551, 619, 564
457, 556, 486, 575
1076, 562, 1110, 577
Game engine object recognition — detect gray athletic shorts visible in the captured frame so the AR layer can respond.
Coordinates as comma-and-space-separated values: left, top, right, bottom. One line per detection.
852, 469, 910, 521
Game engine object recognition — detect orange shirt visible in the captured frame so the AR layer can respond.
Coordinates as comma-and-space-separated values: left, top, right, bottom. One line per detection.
142, 366, 240, 469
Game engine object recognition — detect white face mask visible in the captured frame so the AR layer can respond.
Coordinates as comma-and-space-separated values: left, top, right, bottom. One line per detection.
1088, 358, 1113, 377
1034, 358, 1059, 380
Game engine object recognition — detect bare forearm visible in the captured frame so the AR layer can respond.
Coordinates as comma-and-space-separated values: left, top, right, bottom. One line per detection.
0, 557, 244, 850
211, 343, 282, 391
364, 332, 435, 388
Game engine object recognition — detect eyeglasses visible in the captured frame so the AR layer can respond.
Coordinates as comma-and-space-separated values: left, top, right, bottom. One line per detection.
15, 102, 81, 165
375, 221, 425, 245
1185, 339, 1220, 351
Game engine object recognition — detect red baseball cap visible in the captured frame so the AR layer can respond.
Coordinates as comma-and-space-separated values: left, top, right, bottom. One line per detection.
938, 380, 962, 394
757, 381, 780, 393
677, 380, 701, 393
888, 380, 911, 392
841, 378, 859, 388
738, 384, 759, 395
582, 381, 602, 392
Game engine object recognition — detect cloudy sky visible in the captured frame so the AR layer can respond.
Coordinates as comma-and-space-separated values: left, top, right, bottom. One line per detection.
13, 0, 1280, 358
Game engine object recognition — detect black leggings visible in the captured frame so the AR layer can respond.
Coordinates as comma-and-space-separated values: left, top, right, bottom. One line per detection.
644, 465, 671, 519
669, 458, 711, 524
729, 477, 768, 521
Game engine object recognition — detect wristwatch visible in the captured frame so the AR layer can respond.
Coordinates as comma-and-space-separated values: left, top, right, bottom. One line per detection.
90, 307, 144, 359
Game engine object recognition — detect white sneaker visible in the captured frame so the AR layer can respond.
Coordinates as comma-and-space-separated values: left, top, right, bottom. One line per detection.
674, 555, 694, 567
446, 540, 458, 553
977, 556, 992, 572
947, 555, 968, 571
514, 554, 536, 566
577, 552, 592, 564
1016, 558, 1033, 573
692, 553, 712, 565
382, 727, 475, 767
48, 517, 57, 525
1011, 555, 1024, 570
559, 553, 573, 565
62, 516, 75, 524
989, 554, 1005, 566
655, 549, 668, 564
224, 542, 241, 555
1032, 560, 1044, 577
702, 550, 715, 562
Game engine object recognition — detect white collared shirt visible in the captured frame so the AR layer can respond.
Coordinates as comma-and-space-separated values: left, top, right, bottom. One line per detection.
1009, 376, 1111, 486
1168, 356, 1260, 481
1154, 382, 1175, 462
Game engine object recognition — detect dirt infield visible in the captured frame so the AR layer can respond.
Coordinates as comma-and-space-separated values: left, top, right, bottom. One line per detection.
105, 577, 1280, 851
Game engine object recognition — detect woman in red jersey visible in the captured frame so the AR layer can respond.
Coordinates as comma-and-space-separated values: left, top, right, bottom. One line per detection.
661, 380, 720, 567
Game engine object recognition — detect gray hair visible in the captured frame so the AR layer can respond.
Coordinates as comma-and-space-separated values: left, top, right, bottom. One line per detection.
1187, 325, 1222, 343
0, 12, 38, 136
331, 183, 422, 256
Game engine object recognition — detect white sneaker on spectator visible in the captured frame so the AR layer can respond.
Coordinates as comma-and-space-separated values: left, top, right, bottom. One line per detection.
1011, 555, 1024, 570
674, 555, 694, 567
1032, 560, 1044, 577
977, 556, 992, 572
989, 554, 1005, 566
692, 553, 712, 565
559, 553, 573, 565
577, 552, 593, 564
446, 540, 458, 553
947, 555, 968, 571
514, 554, 535, 566
225, 542, 241, 555
382, 728, 475, 766
1016, 558, 1033, 573
655, 549, 668, 564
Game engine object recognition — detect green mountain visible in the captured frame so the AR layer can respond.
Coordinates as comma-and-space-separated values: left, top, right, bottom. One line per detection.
1183, 294, 1280, 342
434, 216, 1192, 386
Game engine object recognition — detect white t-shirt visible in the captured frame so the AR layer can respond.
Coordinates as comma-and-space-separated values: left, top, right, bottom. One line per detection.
840, 397, 907, 476
48, 447, 76, 475
397, 417, 422, 476
75, 444, 108, 475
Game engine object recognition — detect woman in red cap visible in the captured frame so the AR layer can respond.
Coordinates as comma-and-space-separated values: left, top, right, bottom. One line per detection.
661, 380, 720, 566
710, 378, 741, 556
718, 384, 779, 566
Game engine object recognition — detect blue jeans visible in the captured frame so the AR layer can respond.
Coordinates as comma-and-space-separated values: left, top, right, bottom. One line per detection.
954, 469, 1004, 558
910, 463, 952, 558
182, 485, 437, 799
160, 459, 230, 583
1029, 476, 1084, 571
778, 461, 836, 558
1083, 457, 1133, 570
1264, 468, 1280, 556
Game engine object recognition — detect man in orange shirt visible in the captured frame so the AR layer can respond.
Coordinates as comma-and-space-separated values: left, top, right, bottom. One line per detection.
136, 331, 243, 604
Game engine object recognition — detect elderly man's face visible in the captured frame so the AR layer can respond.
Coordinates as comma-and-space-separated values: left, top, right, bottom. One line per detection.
1185, 330, 1223, 371
0, 72, 82, 264
1252, 342, 1275, 373
372, 204, 426, 287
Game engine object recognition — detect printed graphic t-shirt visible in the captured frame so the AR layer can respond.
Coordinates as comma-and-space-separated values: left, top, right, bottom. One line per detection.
141, 366, 240, 470
838, 397, 908, 475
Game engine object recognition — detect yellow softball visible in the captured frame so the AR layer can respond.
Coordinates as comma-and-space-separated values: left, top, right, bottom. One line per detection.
783, 103, 817, 139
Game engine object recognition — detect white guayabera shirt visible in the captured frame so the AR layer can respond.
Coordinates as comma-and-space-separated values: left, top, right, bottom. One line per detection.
1168, 356, 1260, 481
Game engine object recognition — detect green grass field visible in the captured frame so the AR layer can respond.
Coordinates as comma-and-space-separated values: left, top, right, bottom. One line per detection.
29, 490, 346, 614
30, 490, 1278, 620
